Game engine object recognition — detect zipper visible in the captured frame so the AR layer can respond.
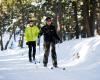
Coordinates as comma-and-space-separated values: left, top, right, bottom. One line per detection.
31, 27, 33, 40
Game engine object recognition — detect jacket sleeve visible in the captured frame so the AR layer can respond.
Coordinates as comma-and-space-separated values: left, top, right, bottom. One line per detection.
54, 32, 60, 41
35, 26, 40, 37
38, 27, 44, 38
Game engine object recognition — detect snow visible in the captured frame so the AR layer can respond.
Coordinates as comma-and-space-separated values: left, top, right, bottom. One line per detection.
0, 36, 100, 80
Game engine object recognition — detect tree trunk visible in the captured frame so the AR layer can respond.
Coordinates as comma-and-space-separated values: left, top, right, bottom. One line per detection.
0, 34, 4, 51
89, 0, 96, 36
20, 12, 26, 48
97, 20, 100, 34
82, 0, 91, 37
19, 1, 25, 48
4, 32, 13, 50
5, 24, 16, 50
72, 1, 79, 39
0, 4, 4, 50
96, 0, 100, 34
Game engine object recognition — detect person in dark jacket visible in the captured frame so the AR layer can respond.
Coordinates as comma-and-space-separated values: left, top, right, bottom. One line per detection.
38, 17, 60, 67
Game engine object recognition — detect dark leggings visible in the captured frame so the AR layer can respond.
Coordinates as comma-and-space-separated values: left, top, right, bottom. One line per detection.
28, 41, 36, 61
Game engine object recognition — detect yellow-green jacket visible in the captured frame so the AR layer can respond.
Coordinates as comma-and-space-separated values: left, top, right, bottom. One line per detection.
24, 25, 40, 42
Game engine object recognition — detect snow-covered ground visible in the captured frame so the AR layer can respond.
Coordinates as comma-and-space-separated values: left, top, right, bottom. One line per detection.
0, 36, 100, 80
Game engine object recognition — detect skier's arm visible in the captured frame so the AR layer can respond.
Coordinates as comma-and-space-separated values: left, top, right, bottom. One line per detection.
54, 32, 60, 41
53, 27, 60, 41
38, 27, 44, 38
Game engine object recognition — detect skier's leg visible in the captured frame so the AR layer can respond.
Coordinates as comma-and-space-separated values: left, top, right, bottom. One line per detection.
32, 41, 36, 61
28, 43, 32, 62
51, 43, 57, 67
43, 42, 50, 67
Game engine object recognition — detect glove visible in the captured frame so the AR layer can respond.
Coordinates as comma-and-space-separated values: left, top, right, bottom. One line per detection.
59, 39, 62, 43
26, 42, 29, 45
56, 39, 62, 44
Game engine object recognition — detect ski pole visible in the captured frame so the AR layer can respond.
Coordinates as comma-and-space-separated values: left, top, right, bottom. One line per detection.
38, 37, 40, 54
37, 37, 41, 63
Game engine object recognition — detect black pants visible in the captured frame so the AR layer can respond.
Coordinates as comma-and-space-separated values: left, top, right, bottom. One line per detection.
27, 41, 36, 62
43, 42, 57, 67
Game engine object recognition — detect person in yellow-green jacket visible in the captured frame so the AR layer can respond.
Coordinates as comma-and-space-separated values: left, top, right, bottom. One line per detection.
24, 20, 40, 62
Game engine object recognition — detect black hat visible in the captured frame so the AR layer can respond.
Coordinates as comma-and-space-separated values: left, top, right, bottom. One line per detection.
45, 17, 51, 21
28, 20, 34, 23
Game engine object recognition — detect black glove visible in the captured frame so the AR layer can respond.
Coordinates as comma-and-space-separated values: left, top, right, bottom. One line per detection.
59, 39, 62, 43
26, 42, 29, 45
55, 39, 62, 44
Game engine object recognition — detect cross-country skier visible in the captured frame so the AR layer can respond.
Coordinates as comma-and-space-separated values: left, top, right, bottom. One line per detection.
38, 17, 61, 67
24, 20, 40, 62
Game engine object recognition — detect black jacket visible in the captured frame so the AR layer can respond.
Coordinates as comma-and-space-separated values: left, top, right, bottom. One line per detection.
39, 24, 60, 43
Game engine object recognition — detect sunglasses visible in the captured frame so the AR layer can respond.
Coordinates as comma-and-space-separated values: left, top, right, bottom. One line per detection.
47, 20, 52, 22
